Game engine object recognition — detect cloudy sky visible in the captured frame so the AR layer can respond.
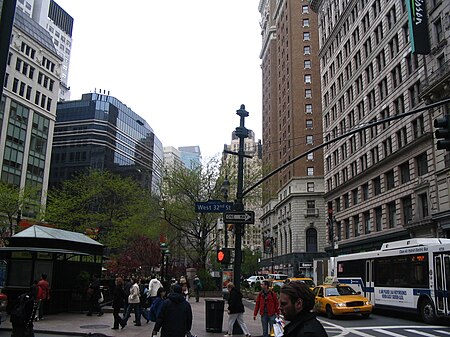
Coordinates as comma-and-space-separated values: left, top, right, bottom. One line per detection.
55, 0, 263, 159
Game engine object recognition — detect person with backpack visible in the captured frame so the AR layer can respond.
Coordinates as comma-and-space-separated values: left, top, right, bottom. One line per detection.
254, 280, 280, 337
149, 286, 166, 323
11, 290, 37, 337
193, 275, 202, 302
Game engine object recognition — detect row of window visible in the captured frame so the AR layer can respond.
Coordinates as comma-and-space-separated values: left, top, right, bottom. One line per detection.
326, 114, 425, 176
8, 76, 53, 112
331, 193, 420, 241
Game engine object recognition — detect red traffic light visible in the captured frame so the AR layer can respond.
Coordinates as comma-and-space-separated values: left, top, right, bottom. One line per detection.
217, 248, 232, 264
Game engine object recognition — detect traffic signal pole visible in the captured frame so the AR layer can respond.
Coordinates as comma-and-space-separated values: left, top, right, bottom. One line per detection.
226, 104, 250, 291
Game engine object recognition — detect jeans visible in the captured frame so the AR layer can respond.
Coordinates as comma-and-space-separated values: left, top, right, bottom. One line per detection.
123, 303, 141, 325
228, 313, 249, 335
261, 314, 276, 337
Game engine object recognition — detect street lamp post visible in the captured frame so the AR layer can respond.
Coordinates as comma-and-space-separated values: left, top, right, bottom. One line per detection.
220, 176, 230, 248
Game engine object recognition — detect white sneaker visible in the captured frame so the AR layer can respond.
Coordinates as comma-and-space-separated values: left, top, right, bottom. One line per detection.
224, 334, 232, 337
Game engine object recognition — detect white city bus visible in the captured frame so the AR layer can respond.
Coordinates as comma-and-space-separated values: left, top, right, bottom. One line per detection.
333, 238, 450, 324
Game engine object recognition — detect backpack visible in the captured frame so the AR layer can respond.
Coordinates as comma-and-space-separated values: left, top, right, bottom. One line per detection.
10, 293, 34, 326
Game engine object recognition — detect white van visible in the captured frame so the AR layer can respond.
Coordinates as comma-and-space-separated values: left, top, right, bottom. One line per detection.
266, 273, 288, 281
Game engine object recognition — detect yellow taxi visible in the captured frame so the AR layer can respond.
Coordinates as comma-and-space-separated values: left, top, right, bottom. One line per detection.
312, 283, 372, 319
285, 277, 316, 290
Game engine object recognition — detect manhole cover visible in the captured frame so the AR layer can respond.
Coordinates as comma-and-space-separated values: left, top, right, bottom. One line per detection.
80, 324, 110, 329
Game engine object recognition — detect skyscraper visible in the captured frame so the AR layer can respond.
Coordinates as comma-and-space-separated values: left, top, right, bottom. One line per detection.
310, 0, 450, 254
1, 8, 62, 217
50, 92, 163, 194
16, 0, 74, 101
259, 0, 326, 277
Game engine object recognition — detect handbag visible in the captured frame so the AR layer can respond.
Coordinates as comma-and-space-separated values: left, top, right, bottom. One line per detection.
273, 316, 285, 337
98, 291, 104, 303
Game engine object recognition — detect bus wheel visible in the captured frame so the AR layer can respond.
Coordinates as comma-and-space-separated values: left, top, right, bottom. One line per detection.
361, 313, 370, 318
419, 299, 437, 324
326, 305, 334, 319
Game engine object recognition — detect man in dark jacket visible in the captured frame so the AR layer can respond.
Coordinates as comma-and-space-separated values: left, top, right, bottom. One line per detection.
86, 275, 103, 317
279, 281, 328, 337
152, 284, 192, 337
226, 282, 250, 337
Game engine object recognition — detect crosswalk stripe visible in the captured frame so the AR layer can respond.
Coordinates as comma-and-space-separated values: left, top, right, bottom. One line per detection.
373, 329, 407, 337
434, 331, 450, 336
405, 329, 441, 337
349, 329, 376, 337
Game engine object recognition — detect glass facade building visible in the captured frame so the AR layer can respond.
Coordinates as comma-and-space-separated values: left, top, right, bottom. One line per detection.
50, 93, 163, 194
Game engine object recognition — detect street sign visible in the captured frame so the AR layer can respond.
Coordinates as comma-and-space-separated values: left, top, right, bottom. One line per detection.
195, 200, 234, 213
223, 211, 255, 224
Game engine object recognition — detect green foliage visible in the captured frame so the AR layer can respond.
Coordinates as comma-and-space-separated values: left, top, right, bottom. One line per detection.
75, 270, 91, 294
241, 247, 261, 277
197, 269, 216, 291
45, 169, 161, 248
272, 284, 281, 294
254, 281, 262, 292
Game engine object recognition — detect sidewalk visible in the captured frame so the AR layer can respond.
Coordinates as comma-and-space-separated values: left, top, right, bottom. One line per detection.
0, 297, 262, 337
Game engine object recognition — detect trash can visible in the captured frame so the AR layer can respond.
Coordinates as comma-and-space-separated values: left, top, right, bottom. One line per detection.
205, 299, 225, 332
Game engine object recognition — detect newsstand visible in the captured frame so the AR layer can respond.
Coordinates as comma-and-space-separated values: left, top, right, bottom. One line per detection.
205, 299, 225, 332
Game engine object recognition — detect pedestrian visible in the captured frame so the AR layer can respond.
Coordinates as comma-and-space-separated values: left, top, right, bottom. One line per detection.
152, 284, 192, 337
253, 280, 279, 337
111, 277, 126, 330
86, 275, 103, 317
225, 282, 251, 337
140, 278, 151, 323
193, 275, 202, 302
280, 281, 328, 337
180, 278, 189, 301
11, 289, 38, 337
123, 277, 132, 317
36, 273, 50, 320
149, 286, 166, 322
123, 276, 141, 326
148, 274, 163, 306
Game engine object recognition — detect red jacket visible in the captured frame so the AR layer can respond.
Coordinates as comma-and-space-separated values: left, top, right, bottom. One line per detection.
37, 279, 50, 300
253, 290, 279, 317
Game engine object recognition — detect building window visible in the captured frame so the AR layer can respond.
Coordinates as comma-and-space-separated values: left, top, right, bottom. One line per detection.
373, 176, 381, 196
434, 18, 443, 43
307, 167, 314, 176
303, 18, 310, 27
304, 74, 312, 83
306, 119, 313, 129
302, 5, 309, 13
303, 32, 311, 41
385, 169, 395, 190
304, 60, 311, 69
343, 193, 349, 209
352, 188, 358, 206
362, 183, 369, 201
306, 135, 313, 144
387, 201, 396, 228
307, 182, 314, 192
353, 215, 360, 237
402, 195, 412, 225
307, 152, 314, 160
305, 89, 312, 98
374, 206, 382, 231
344, 219, 350, 239
305, 104, 312, 113
364, 211, 371, 234
304, 46, 311, 55
416, 152, 428, 176
418, 193, 429, 218
400, 161, 410, 184
306, 228, 317, 252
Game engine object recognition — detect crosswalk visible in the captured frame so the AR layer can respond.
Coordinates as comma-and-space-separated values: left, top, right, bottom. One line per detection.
320, 321, 450, 337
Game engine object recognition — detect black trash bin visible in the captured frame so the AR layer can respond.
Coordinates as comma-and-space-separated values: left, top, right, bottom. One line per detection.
205, 299, 225, 332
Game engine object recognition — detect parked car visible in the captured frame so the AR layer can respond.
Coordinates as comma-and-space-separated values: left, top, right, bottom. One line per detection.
265, 273, 288, 281
245, 275, 265, 287
313, 284, 372, 319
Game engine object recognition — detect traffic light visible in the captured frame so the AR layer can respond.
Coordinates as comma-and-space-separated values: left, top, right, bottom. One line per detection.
217, 248, 232, 264
434, 115, 450, 150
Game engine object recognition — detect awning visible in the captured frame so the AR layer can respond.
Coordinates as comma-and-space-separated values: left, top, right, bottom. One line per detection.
0, 247, 89, 255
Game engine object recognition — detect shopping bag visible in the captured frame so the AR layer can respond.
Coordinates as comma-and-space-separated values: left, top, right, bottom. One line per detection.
98, 291, 104, 303
273, 316, 285, 337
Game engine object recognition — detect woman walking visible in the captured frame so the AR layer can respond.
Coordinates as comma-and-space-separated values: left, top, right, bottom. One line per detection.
112, 277, 126, 330
225, 282, 251, 337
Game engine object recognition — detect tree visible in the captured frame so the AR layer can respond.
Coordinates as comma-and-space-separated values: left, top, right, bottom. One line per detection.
161, 157, 224, 272
45, 169, 161, 248
241, 247, 261, 277
0, 181, 39, 241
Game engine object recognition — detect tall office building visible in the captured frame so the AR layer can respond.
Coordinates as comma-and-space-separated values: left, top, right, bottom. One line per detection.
259, 0, 326, 277
310, 0, 450, 255
1, 8, 62, 217
16, 0, 74, 101
178, 146, 201, 170
163, 146, 183, 170
50, 93, 163, 194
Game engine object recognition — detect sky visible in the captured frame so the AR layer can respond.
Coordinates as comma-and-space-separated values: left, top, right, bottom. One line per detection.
55, 0, 263, 159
